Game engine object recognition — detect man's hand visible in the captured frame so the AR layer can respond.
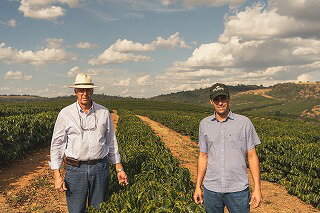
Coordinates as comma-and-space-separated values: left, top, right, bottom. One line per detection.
117, 170, 128, 186
250, 189, 262, 208
193, 187, 204, 204
54, 175, 67, 192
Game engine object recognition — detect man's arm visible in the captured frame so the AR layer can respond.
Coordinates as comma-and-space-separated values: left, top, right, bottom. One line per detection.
194, 151, 208, 204
106, 112, 128, 186
248, 148, 262, 208
50, 111, 67, 192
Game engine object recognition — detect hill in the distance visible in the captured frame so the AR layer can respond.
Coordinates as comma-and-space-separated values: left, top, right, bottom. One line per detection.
149, 84, 265, 105
150, 82, 320, 104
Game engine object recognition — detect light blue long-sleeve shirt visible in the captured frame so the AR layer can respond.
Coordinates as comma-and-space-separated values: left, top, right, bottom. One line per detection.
49, 101, 121, 170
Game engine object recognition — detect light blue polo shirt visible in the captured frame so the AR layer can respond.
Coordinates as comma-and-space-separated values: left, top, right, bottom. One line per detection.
199, 111, 261, 193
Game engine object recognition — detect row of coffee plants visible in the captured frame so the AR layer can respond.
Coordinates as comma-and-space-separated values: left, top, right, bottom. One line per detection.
134, 110, 320, 209
88, 112, 204, 212
0, 102, 69, 117
0, 112, 57, 166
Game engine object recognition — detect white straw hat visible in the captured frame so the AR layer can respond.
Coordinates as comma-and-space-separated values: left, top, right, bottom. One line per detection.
69, 73, 98, 88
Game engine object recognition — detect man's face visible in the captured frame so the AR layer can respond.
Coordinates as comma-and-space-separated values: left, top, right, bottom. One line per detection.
210, 95, 230, 115
75, 88, 93, 106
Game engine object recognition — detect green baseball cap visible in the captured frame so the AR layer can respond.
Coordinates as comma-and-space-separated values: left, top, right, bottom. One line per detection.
210, 83, 230, 99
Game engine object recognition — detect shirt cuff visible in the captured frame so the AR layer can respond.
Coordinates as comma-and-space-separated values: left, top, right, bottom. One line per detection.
49, 160, 62, 170
108, 153, 121, 164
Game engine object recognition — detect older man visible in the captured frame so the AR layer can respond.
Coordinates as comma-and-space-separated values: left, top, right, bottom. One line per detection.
50, 73, 128, 212
194, 83, 262, 213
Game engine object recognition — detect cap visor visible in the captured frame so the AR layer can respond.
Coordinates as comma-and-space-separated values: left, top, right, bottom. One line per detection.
212, 92, 229, 99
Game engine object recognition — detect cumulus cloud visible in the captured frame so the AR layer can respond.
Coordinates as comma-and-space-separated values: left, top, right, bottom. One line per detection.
0, 41, 76, 66
113, 78, 131, 87
219, 3, 320, 43
75, 42, 99, 49
0, 87, 9, 91
4, 71, 32, 80
89, 32, 190, 65
7, 19, 17, 27
122, 88, 130, 97
160, 0, 245, 7
297, 73, 311, 82
137, 75, 153, 86
0, 19, 17, 27
46, 38, 64, 48
67, 66, 107, 77
18, 0, 83, 20
166, 0, 320, 87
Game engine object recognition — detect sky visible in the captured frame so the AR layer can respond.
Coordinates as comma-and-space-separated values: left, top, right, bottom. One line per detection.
0, 0, 320, 98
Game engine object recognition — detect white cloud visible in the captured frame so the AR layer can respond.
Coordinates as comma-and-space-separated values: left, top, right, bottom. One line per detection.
271, 0, 320, 22
220, 3, 320, 43
167, 84, 193, 92
46, 38, 64, 48
59, 0, 82, 8
7, 19, 17, 27
113, 32, 190, 52
137, 75, 153, 86
113, 78, 131, 87
160, 0, 177, 6
297, 74, 311, 82
67, 66, 81, 77
0, 19, 17, 27
122, 88, 130, 97
75, 42, 99, 49
0, 87, 9, 91
89, 32, 190, 65
4, 71, 32, 80
18, 0, 83, 20
67, 66, 107, 77
160, 0, 245, 8
0, 42, 76, 66
89, 48, 151, 65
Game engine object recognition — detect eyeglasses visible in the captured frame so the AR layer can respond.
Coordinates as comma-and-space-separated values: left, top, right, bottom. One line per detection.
77, 106, 97, 131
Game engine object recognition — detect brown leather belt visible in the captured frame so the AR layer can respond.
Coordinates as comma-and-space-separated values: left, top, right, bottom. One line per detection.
65, 157, 106, 167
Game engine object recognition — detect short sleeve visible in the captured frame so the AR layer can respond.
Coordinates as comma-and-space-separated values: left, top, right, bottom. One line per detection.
246, 120, 261, 150
199, 122, 208, 153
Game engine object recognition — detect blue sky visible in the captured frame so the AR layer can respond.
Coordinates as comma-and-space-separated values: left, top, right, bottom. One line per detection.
0, 0, 319, 98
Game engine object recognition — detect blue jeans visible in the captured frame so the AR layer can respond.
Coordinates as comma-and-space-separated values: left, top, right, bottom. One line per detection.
204, 187, 250, 213
65, 158, 109, 213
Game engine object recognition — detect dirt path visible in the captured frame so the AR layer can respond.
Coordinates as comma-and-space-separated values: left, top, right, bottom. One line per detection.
0, 113, 119, 212
137, 115, 319, 213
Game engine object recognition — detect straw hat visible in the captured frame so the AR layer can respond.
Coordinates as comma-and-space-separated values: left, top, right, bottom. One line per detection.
69, 73, 98, 88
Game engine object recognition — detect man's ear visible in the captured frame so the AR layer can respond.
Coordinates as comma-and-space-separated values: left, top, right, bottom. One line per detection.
210, 99, 214, 105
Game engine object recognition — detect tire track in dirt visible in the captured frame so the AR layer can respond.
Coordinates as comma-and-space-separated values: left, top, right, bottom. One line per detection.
0, 113, 119, 212
137, 115, 319, 213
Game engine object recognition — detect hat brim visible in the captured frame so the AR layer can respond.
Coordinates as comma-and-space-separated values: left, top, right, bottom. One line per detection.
211, 92, 229, 99
69, 85, 98, 88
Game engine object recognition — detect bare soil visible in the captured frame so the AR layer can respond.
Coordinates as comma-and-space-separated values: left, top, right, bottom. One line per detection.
301, 105, 320, 119
0, 113, 119, 212
236, 88, 274, 99
137, 115, 320, 213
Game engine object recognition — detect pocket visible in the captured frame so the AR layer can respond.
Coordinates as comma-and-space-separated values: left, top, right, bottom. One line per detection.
98, 160, 108, 170
66, 164, 77, 172
230, 187, 250, 209
229, 133, 245, 150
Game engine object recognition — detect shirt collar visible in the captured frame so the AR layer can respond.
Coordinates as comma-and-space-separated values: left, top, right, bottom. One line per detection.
211, 110, 234, 121
76, 101, 94, 113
